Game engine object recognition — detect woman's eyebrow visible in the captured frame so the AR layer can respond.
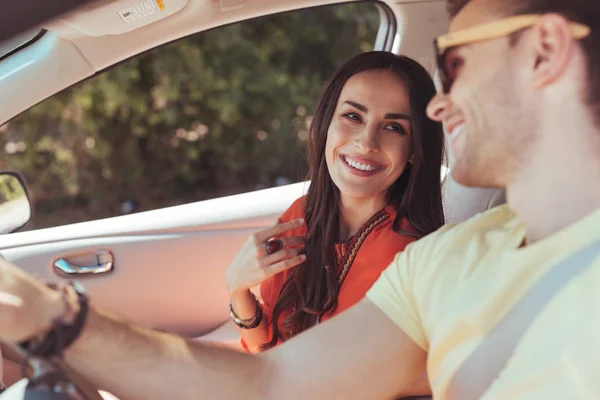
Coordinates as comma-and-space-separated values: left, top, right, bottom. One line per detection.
342, 100, 368, 112
342, 100, 411, 121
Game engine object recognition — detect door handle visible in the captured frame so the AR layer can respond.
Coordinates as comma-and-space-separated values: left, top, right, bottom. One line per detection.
53, 250, 114, 276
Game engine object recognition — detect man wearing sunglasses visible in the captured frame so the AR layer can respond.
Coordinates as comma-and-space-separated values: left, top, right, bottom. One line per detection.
0, 0, 599, 399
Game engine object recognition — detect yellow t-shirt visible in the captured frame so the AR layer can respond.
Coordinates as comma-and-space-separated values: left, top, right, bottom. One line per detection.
367, 204, 600, 399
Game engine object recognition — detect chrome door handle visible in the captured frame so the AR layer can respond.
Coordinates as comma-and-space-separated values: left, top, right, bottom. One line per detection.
53, 250, 114, 276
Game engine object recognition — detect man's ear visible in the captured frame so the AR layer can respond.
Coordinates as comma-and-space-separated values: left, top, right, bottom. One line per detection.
531, 14, 574, 89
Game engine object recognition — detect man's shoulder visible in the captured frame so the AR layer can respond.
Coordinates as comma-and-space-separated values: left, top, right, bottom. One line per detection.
407, 204, 518, 263
367, 205, 520, 349
440, 203, 516, 238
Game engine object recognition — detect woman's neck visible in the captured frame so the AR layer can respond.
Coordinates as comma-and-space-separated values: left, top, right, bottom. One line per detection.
338, 195, 388, 240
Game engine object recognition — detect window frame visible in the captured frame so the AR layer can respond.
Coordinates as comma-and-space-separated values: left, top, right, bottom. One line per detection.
0, 29, 46, 62
373, 2, 396, 51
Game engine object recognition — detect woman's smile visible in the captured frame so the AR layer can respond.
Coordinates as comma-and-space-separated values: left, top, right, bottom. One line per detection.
339, 154, 385, 177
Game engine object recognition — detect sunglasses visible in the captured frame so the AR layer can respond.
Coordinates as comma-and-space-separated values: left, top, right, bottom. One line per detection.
434, 14, 591, 93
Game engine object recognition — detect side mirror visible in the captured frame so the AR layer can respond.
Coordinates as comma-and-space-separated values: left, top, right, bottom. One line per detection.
0, 171, 32, 234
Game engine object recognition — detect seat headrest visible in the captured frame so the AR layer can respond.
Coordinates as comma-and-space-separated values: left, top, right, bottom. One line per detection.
442, 172, 506, 225
440, 128, 506, 224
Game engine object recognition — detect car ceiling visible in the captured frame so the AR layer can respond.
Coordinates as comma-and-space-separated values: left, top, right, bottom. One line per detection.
0, 0, 449, 125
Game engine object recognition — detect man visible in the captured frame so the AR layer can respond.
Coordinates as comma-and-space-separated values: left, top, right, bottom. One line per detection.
1, 0, 599, 398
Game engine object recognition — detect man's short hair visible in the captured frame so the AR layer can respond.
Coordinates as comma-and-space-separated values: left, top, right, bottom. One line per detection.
446, 0, 600, 127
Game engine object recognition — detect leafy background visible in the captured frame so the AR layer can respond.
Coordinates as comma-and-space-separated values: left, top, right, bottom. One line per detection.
0, 3, 379, 229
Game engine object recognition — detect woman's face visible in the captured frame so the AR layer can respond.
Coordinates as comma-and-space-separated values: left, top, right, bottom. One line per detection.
325, 69, 413, 203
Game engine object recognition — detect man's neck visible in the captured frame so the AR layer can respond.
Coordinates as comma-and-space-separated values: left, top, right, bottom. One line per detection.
339, 194, 387, 240
507, 117, 600, 243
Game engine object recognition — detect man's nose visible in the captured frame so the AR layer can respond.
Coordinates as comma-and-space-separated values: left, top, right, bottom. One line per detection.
426, 93, 452, 122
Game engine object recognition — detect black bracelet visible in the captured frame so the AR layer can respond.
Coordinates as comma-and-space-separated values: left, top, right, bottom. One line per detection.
20, 281, 89, 358
229, 295, 263, 330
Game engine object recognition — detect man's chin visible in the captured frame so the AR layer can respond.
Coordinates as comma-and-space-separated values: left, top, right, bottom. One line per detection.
449, 164, 494, 188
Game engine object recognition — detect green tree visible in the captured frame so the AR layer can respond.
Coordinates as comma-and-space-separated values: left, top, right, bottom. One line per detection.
0, 3, 379, 229
0, 175, 25, 202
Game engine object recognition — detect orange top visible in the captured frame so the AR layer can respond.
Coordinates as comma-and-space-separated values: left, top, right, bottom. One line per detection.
241, 196, 419, 352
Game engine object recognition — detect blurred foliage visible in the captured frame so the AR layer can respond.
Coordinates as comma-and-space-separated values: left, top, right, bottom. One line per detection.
0, 174, 26, 203
0, 3, 379, 229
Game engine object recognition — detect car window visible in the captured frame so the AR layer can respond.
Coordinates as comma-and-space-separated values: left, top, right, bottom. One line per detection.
0, 3, 382, 230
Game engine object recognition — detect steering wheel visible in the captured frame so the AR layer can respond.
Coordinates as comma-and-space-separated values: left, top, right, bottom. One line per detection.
0, 339, 102, 399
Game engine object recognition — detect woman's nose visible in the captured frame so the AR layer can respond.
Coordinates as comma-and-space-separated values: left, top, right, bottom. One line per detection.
354, 128, 379, 153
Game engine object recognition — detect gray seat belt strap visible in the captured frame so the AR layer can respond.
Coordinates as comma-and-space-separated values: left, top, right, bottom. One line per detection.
445, 240, 600, 400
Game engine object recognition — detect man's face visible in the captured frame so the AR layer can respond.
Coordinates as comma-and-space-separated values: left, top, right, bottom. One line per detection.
427, 0, 537, 188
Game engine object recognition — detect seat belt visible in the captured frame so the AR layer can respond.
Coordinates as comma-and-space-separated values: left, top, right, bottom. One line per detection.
445, 240, 600, 400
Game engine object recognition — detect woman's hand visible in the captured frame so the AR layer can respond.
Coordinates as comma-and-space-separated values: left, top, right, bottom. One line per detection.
225, 218, 306, 295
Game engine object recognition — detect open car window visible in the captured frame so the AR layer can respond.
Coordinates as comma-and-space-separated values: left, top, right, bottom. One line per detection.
0, 2, 384, 231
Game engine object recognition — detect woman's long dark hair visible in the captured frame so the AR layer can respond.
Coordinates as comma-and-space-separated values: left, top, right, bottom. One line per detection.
262, 51, 445, 349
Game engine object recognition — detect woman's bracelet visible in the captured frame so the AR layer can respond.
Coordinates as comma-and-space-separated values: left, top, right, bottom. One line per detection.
229, 295, 263, 329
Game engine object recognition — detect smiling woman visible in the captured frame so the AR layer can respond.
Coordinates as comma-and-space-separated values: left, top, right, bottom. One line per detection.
326, 69, 414, 202
225, 51, 446, 352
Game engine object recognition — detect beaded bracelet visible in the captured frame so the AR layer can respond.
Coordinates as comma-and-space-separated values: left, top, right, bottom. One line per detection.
229, 295, 263, 329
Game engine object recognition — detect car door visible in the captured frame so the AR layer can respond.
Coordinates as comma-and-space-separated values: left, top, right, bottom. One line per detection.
0, 182, 308, 336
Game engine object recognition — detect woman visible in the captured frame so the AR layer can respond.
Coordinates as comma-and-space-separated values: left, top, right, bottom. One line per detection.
225, 51, 445, 352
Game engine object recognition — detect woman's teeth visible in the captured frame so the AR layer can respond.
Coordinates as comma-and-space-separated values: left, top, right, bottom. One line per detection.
344, 156, 379, 172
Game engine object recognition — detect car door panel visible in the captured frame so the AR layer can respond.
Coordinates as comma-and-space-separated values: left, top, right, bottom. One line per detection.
0, 182, 308, 337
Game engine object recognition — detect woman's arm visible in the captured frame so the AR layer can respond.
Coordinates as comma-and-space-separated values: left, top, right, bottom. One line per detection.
225, 218, 306, 351
230, 289, 270, 351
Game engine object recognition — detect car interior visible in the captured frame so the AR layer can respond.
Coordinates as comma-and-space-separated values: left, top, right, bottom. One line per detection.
0, 0, 506, 388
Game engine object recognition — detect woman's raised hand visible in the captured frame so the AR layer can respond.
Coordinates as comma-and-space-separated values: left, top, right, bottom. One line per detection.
225, 218, 306, 295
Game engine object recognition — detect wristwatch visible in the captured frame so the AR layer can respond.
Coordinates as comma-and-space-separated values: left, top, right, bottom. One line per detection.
20, 280, 89, 358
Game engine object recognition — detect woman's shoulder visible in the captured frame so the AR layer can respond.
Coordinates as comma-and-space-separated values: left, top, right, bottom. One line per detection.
395, 217, 420, 239
279, 195, 307, 222
382, 205, 420, 240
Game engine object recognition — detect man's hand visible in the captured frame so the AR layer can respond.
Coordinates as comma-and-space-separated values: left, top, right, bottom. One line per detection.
0, 257, 64, 342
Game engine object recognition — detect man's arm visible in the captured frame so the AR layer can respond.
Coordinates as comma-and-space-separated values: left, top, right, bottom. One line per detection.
64, 298, 428, 400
